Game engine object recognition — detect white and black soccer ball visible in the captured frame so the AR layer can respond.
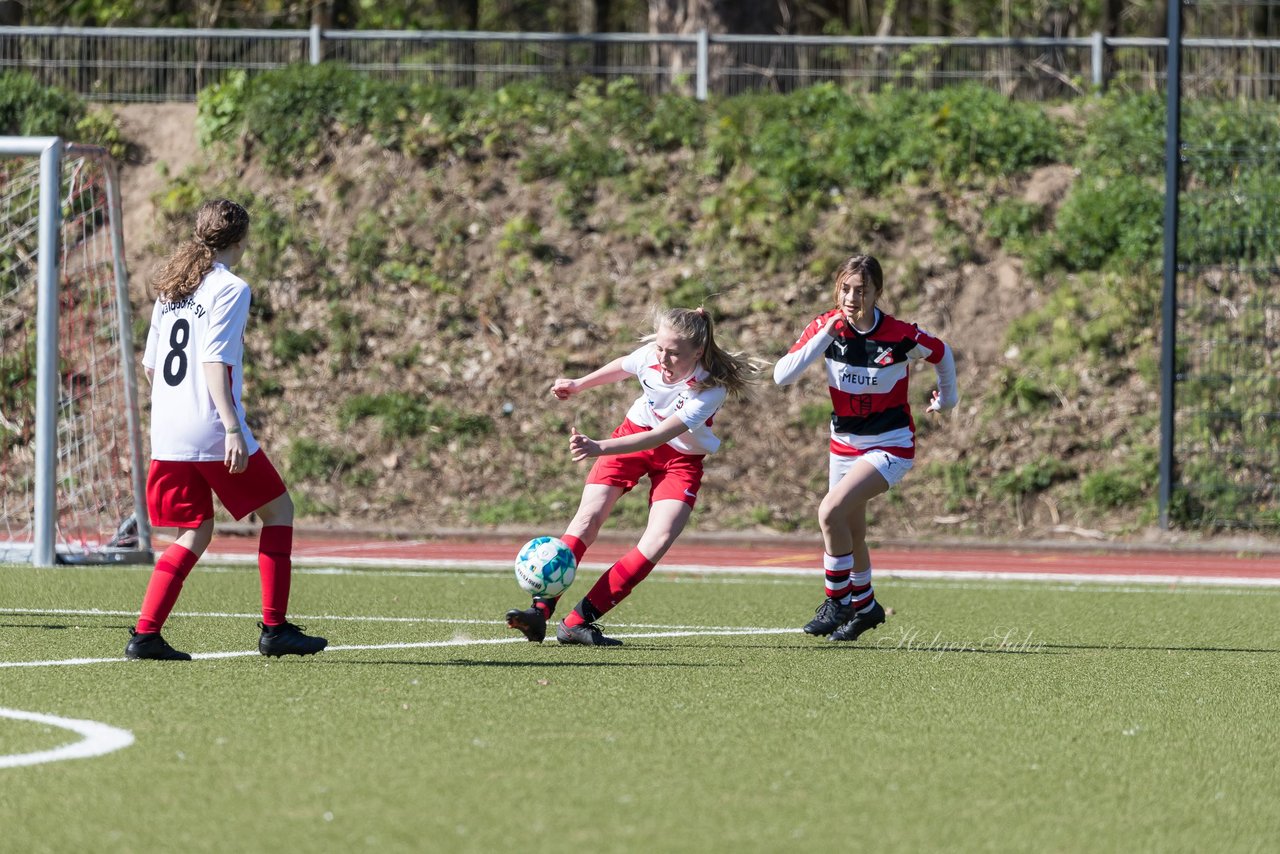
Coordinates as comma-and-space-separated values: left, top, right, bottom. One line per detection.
513, 536, 577, 598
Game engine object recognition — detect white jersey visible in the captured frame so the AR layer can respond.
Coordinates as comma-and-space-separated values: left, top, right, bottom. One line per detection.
142, 263, 259, 461
619, 344, 727, 456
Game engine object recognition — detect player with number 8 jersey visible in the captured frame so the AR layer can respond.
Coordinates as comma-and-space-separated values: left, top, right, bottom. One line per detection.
145, 257, 258, 461
126, 198, 327, 662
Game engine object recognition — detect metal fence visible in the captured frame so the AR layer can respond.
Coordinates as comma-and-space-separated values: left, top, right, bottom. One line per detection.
1161, 0, 1280, 530
1, 26, 1279, 102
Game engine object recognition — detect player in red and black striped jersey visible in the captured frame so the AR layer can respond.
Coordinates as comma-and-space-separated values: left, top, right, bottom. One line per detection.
774, 254, 957, 642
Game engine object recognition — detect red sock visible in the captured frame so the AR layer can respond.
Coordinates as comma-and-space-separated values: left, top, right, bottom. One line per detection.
136, 544, 199, 634
564, 547, 655, 627
560, 534, 588, 564
258, 525, 293, 626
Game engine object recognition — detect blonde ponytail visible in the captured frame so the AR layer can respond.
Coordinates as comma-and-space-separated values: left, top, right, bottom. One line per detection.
649, 306, 758, 400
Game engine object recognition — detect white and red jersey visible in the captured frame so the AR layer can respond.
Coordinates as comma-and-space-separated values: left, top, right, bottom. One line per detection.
142, 262, 259, 461
619, 343, 727, 456
774, 308, 950, 459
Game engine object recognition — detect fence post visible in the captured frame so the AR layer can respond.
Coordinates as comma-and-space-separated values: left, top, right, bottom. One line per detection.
1159, 2, 1184, 530
1091, 31, 1106, 91
696, 29, 708, 101
310, 24, 322, 65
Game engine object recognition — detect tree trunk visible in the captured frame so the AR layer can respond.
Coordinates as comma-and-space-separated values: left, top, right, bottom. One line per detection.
875, 0, 897, 37
0, 1, 21, 26
649, 0, 785, 35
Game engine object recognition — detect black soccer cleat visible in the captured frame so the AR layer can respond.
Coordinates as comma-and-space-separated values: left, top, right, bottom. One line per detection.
505, 606, 548, 643
829, 600, 887, 642
555, 620, 623, 647
258, 621, 328, 657
125, 627, 192, 661
803, 597, 857, 636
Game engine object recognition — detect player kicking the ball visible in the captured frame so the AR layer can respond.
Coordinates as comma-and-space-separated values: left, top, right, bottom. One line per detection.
506, 307, 755, 646
125, 199, 326, 661
774, 254, 957, 642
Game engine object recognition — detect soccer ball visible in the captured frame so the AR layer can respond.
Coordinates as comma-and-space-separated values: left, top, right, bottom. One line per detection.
514, 536, 577, 598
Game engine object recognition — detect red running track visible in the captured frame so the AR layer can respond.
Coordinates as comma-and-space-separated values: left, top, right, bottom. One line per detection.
193, 531, 1280, 585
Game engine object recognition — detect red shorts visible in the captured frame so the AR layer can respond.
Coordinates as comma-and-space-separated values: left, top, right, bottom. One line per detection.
586, 419, 706, 507
147, 450, 288, 528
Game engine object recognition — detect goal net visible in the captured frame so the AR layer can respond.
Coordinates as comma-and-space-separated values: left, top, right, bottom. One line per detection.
0, 137, 151, 565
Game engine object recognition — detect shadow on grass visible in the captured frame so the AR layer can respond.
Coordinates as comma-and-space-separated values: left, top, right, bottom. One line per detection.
667, 642, 1067, 655
322, 657, 726, 669
0, 623, 80, 631
1039, 642, 1280, 654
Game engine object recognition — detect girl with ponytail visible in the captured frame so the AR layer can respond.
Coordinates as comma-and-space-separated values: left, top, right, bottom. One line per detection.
506, 306, 756, 646
126, 199, 327, 661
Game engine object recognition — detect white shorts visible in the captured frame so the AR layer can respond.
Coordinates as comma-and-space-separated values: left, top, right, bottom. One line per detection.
829, 449, 914, 492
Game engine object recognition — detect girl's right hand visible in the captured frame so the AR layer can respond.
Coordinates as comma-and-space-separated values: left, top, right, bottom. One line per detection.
823, 314, 846, 337
550, 378, 579, 400
224, 432, 248, 473
568, 426, 600, 462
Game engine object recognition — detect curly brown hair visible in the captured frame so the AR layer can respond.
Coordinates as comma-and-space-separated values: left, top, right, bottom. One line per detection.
152, 199, 250, 303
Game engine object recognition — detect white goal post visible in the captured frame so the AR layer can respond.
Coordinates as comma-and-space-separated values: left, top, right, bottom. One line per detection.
0, 136, 151, 566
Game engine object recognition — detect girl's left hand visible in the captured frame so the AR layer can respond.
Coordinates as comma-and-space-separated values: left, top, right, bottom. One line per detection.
925, 389, 953, 414
568, 426, 600, 462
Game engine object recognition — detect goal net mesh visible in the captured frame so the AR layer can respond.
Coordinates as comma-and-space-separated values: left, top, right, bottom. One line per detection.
1, 146, 149, 563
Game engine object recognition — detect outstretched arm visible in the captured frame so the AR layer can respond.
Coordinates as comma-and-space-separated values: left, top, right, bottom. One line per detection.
774, 315, 842, 386
550, 356, 631, 400
569, 415, 689, 462
925, 344, 959, 413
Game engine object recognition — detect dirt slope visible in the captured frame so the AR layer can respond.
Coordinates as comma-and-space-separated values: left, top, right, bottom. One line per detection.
110, 105, 1245, 549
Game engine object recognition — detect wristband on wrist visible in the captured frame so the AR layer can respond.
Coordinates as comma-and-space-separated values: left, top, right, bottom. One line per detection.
225, 424, 242, 435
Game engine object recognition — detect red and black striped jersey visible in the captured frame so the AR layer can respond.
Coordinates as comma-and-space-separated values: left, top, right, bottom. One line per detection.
774, 308, 950, 459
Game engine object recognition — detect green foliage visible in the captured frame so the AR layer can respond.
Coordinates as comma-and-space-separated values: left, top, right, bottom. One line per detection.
346, 210, 389, 284
1004, 271, 1159, 395
661, 273, 718, 309
0, 72, 84, 137
1180, 171, 1280, 267
199, 63, 422, 174
1079, 463, 1151, 511
339, 392, 494, 445
983, 198, 1046, 252
1075, 93, 1166, 179
993, 456, 1074, 500
286, 438, 361, 482
1037, 175, 1163, 273
794, 403, 831, 430
0, 342, 37, 449
271, 328, 324, 362
874, 86, 1062, 184
936, 459, 974, 513
988, 368, 1054, 414
0, 71, 126, 157
195, 70, 248, 149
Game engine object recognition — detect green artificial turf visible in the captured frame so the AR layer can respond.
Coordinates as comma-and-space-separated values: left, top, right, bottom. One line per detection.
1, 562, 1278, 853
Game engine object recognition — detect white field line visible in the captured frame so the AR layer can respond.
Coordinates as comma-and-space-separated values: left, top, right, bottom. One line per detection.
0, 607, 763, 632
0, 626, 799, 670
16, 552, 1280, 589
0, 708, 134, 768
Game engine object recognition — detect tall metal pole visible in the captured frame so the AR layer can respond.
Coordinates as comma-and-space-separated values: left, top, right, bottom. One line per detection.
1158, 0, 1183, 529
98, 152, 153, 557
33, 137, 63, 566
